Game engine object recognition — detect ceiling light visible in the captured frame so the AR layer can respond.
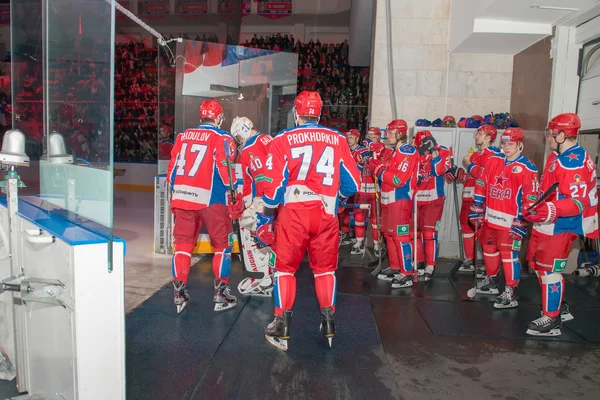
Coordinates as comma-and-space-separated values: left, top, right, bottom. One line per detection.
530, 4, 579, 11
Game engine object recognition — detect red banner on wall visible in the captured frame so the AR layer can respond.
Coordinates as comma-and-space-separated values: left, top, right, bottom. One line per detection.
0, 4, 10, 25
176, 0, 208, 15
116, 0, 132, 21
138, 0, 170, 16
242, 0, 252, 15
258, 0, 292, 20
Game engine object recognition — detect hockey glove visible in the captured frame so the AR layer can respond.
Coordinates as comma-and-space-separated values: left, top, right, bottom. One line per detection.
256, 212, 275, 247
369, 142, 388, 161
509, 218, 528, 240
367, 158, 386, 179
227, 192, 244, 220
418, 136, 438, 156
469, 203, 484, 229
445, 166, 465, 182
523, 201, 557, 224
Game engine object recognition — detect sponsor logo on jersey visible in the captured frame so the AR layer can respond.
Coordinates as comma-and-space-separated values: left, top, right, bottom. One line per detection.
553, 258, 567, 273
393, 175, 401, 186
397, 225, 409, 236
574, 174, 581, 182
268, 250, 276, 268
549, 163, 556, 172
512, 166, 523, 174
489, 187, 513, 200
294, 188, 300, 199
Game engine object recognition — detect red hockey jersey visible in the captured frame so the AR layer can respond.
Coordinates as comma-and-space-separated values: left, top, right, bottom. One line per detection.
532, 146, 599, 238
263, 122, 361, 217
380, 144, 419, 205
415, 146, 451, 204
352, 146, 377, 195
474, 154, 538, 231
239, 133, 272, 207
463, 146, 501, 200
167, 124, 236, 210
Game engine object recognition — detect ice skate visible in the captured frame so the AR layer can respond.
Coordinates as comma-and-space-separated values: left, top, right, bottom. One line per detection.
476, 265, 487, 279
416, 262, 425, 276
476, 275, 499, 294
391, 273, 413, 288
458, 259, 475, 272
526, 315, 562, 337
560, 302, 574, 322
351, 239, 366, 256
213, 279, 237, 312
494, 285, 518, 309
265, 310, 292, 351
173, 280, 190, 314
424, 266, 435, 282
377, 267, 400, 281
319, 307, 335, 347
373, 243, 386, 259
340, 232, 356, 246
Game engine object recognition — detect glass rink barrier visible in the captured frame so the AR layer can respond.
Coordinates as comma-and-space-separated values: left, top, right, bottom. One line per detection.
1, 1, 125, 399
154, 39, 298, 255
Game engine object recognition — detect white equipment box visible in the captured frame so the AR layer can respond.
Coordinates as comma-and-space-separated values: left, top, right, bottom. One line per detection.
0, 192, 125, 399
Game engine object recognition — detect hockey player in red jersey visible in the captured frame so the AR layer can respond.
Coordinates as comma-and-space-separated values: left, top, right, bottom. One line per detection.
523, 113, 599, 336
339, 129, 364, 248
167, 99, 241, 313
469, 128, 538, 309
457, 124, 501, 276
229, 116, 275, 296
412, 130, 451, 281
259, 90, 361, 350
368, 119, 419, 288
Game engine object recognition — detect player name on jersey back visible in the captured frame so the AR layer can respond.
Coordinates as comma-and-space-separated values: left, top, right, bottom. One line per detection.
286, 131, 341, 146
180, 130, 213, 142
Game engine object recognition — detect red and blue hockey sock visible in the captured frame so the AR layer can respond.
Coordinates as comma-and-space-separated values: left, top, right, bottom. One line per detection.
173, 243, 195, 284
539, 271, 563, 318
273, 271, 296, 316
314, 271, 336, 313
213, 247, 232, 284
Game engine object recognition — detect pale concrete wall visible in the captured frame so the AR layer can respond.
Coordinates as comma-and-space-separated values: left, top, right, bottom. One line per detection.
369, 0, 513, 129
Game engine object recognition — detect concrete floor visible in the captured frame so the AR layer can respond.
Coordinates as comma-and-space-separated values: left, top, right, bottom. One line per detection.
114, 189, 177, 313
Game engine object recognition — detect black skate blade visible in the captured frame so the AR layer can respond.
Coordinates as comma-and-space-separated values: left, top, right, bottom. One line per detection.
526, 328, 562, 337
265, 335, 288, 351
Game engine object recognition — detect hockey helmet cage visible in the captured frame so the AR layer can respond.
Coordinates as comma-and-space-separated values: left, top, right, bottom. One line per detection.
231, 117, 254, 143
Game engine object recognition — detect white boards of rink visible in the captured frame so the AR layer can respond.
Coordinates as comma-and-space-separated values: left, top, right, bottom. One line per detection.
411, 127, 505, 259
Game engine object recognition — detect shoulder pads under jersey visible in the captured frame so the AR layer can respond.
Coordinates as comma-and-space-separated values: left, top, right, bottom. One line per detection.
398, 144, 417, 154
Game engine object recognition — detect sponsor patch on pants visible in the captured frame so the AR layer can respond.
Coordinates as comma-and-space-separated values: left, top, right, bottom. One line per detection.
397, 225, 409, 236
512, 240, 521, 251
268, 250, 276, 268
228, 233, 234, 247
435, 221, 440, 231
553, 258, 567, 273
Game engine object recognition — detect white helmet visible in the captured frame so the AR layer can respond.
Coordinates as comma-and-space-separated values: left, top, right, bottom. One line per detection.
231, 117, 254, 144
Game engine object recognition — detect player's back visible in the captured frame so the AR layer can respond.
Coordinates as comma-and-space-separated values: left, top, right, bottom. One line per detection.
168, 124, 233, 210
264, 122, 360, 216
240, 133, 272, 206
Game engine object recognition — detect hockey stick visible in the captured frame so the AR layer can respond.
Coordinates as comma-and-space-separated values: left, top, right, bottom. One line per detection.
363, 173, 383, 282
448, 147, 467, 277
224, 140, 246, 269
525, 182, 559, 211
341, 204, 371, 210
413, 182, 418, 283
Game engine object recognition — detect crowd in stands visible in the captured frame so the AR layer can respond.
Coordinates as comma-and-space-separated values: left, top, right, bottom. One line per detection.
241, 34, 370, 133
1, 32, 370, 163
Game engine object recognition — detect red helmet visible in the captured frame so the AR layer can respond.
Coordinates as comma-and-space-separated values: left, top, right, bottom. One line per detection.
500, 127, 524, 143
548, 113, 581, 137
294, 90, 323, 118
199, 99, 224, 121
413, 130, 432, 148
346, 129, 360, 139
477, 124, 498, 143
387, 119, 408, 134
367, 127, 381, 137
